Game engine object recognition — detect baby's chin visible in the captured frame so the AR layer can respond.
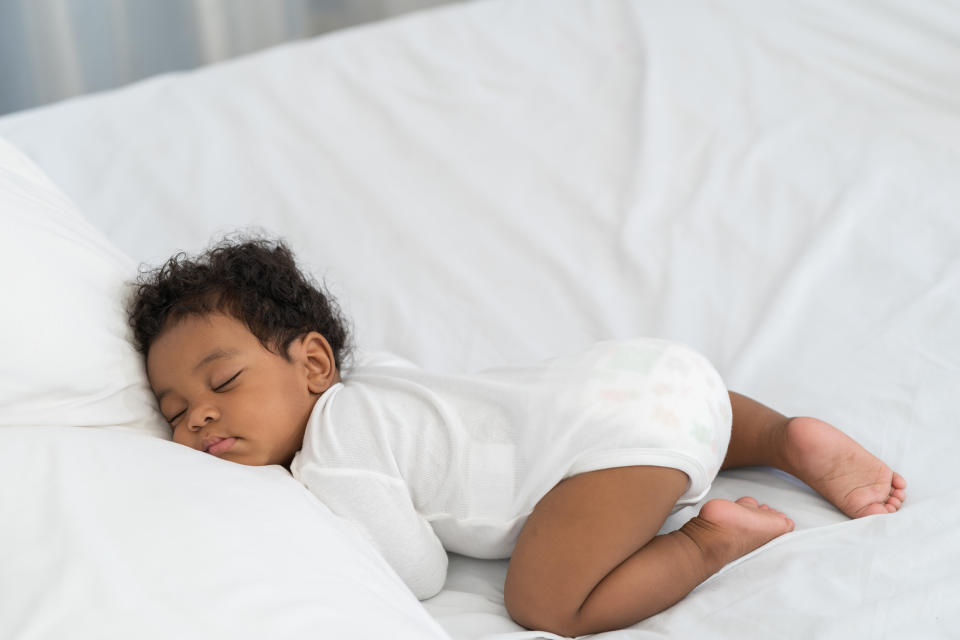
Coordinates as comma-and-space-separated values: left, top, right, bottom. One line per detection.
228, 442, 297, 468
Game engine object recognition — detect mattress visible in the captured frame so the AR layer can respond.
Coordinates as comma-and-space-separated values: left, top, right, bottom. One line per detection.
1, 0, 958, 637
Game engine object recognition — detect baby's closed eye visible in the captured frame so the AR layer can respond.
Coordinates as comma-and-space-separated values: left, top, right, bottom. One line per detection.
164, 370, 244, 424
215, 370, 242, 390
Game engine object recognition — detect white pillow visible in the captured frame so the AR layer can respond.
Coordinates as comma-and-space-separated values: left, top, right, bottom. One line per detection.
0, 426, 451, 640
0, 137, 167, 437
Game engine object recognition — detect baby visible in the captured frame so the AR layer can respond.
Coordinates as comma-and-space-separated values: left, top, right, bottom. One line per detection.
129, 235, 907, 637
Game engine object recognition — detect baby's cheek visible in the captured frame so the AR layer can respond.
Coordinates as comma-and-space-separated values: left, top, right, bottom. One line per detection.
171, 427, 191, 447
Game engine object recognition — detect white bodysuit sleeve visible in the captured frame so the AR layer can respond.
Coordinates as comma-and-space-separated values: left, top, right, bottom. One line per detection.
296, 465, 448, 600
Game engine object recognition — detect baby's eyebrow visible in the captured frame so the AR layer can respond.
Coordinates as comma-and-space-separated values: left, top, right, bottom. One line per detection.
156, 348, 239, 401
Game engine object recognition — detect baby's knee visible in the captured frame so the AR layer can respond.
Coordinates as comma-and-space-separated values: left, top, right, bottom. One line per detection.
504, 591, 579, 636
504, 567, 583, 636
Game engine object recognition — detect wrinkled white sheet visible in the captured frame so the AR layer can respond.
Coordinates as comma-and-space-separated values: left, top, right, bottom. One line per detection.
2, 0, 959, 637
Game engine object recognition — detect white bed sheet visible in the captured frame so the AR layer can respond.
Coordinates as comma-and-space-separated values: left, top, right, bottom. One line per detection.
2, 0, 959, 637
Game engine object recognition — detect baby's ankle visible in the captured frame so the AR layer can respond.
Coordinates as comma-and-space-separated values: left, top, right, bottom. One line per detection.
673, 517, 739, 579
764, 415, 794, 474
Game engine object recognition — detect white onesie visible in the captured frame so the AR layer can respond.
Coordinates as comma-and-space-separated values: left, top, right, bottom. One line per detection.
290, 338, 732, 600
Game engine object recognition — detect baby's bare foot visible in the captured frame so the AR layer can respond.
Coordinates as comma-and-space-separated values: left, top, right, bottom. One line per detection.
680, 497, 794, 566
780, 416, 907, 518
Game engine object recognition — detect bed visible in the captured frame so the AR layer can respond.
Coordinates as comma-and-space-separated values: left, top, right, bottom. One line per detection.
2, 0, 958, 638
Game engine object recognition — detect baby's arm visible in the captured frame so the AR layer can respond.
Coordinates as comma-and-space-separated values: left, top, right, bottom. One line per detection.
297, 467, 448, 600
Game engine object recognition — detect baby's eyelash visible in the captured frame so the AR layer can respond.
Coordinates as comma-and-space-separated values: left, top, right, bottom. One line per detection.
166, 370, 243, 425
215, 371, 242, 391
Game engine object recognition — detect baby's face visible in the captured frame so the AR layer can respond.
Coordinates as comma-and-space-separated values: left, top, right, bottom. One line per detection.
146, 312, 338, 468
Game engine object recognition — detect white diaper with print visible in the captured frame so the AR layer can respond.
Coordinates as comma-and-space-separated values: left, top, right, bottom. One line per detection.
543, 339, 733, 505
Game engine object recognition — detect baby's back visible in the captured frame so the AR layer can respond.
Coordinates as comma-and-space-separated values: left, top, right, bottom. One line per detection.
299, 339, 731, 559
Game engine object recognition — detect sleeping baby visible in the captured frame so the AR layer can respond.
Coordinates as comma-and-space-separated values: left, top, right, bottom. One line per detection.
128, 234, 907, 637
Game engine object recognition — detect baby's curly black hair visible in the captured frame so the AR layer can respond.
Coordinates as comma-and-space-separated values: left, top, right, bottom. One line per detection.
127, 233, 352, 369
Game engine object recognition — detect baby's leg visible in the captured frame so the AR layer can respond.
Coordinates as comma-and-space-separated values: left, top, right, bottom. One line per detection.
504, 466, 793, 637
723, 392, 907, 518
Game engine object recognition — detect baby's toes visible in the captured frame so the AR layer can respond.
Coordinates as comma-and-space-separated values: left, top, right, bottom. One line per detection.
891, 487, 907, 502
886, 495, 903, 510
892, 472, 907, 490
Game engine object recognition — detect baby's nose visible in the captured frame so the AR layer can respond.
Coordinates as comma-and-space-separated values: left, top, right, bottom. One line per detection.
188, 408, 219, 431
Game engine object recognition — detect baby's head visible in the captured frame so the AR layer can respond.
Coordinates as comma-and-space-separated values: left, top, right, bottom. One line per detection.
127, 234, 352, 468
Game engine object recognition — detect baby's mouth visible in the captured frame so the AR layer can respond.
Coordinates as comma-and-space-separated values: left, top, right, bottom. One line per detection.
204, 436, 237, 456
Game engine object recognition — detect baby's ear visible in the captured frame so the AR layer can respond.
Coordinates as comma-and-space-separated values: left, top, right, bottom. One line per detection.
298, 331, 338, 393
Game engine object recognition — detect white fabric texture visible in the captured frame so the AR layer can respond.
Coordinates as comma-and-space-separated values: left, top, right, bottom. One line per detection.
292, 338, 731, 598
1, 0, 959, 638
0, 138, 167, 438
0, 426, 450, 640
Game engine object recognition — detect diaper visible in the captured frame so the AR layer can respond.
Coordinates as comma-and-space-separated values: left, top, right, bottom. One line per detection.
559, 338, 733, 505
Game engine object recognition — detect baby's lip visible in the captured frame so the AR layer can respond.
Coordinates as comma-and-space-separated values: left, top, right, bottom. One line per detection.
202, 435, 231, 453
207, 437, 237, 456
